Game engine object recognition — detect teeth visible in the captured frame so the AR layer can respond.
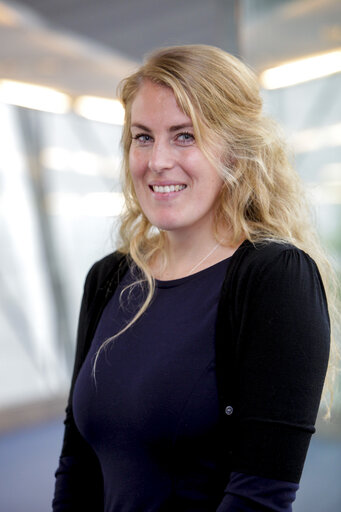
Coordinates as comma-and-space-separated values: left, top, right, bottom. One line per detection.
152, 184, 186, 193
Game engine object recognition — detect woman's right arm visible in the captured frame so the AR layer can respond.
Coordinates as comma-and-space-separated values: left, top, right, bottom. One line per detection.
52, 417, 104, 511
52, 266, 104, 511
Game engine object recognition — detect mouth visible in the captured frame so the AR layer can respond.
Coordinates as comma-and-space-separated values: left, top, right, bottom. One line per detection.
150, 184, 187, 194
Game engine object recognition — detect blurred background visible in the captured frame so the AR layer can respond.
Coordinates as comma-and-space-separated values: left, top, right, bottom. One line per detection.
0, 0, 340, 510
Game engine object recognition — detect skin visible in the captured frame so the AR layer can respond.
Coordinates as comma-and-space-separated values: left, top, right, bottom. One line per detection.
129, 80, 236, 278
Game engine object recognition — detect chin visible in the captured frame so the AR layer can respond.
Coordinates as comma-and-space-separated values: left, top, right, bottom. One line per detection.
153, 223, 178, 232
148, 216, 181, 232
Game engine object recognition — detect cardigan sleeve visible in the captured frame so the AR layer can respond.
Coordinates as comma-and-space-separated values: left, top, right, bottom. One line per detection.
52, 264, 104, 511
216, 472, 298, 511
226, 246, 330, 484
52, 252, 127, 511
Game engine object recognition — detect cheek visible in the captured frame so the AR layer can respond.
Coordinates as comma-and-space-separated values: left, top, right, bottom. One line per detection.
211, 174, 224, 191
128, 149, 137, 175
129, 149, 147, 182
202, 172, 224, 206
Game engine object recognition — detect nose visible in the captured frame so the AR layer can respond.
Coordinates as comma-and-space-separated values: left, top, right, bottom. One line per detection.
148, 140, 174, 173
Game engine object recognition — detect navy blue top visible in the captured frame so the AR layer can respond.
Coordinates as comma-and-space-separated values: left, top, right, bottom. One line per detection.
73, 258, 298, 511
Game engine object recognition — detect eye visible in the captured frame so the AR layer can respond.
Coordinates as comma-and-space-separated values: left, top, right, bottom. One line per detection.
132, 133, 153, 144
176, 132, 195, 145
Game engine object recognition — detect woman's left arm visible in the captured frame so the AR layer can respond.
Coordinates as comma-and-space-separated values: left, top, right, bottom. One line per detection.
217, 247, 330, 510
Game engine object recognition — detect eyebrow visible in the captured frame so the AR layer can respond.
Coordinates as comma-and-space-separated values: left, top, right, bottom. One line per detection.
131, 122, 193, 132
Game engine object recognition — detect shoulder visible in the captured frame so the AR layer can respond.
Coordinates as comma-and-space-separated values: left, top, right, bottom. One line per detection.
222, 239, 324, 304
230, 239, 318, 278
83, 250, 129, 300
234, 239, 311, 266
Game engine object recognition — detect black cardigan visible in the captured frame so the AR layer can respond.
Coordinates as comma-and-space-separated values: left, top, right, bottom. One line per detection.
53, 240, 330, 510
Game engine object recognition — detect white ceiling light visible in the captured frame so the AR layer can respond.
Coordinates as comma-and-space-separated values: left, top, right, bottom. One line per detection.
260, 49, 341, 89
0, 79, 71, 113
74, 96, 125, 125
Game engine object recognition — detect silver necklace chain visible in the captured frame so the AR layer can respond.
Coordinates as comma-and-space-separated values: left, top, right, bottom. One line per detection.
188, 242, 221, 275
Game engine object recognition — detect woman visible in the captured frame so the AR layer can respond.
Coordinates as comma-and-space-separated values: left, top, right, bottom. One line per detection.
53, 45, 336, 511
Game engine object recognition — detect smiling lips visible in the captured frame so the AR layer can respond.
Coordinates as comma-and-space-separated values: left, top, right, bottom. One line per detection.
151, 184, 187, 193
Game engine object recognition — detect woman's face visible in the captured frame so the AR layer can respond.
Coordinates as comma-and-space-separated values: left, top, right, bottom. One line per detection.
129, 80, 223, 238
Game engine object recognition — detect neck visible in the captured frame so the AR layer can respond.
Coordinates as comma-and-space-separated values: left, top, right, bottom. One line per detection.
167, 230, 216, 260
154, 228, 236, 280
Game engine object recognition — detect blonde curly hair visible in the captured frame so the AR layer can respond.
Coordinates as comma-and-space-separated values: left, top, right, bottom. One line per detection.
98, 45, 339, 413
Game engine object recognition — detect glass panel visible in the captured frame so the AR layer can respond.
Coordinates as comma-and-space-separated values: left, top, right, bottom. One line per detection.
0, 102, 123, 407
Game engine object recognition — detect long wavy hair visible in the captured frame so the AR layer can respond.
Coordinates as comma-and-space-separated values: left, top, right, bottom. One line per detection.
96, 45, 339, 413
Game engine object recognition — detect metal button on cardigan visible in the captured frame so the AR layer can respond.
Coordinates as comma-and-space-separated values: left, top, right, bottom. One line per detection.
225, 405, 233, 415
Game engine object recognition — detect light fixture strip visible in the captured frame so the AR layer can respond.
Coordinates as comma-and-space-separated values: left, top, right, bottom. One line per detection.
260, 49, 341, 89
0, 79, 71, 114
73, 95, 125, 125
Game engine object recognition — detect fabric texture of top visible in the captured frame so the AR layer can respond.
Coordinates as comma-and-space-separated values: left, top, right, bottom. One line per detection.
73, 258, 231, 511
53, 240, 330, 511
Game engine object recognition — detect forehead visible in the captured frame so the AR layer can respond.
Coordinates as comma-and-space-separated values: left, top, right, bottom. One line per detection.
130, 80, 191, 124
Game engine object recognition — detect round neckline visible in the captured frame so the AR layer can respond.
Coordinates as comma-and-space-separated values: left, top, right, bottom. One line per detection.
155, 255, 232, 289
